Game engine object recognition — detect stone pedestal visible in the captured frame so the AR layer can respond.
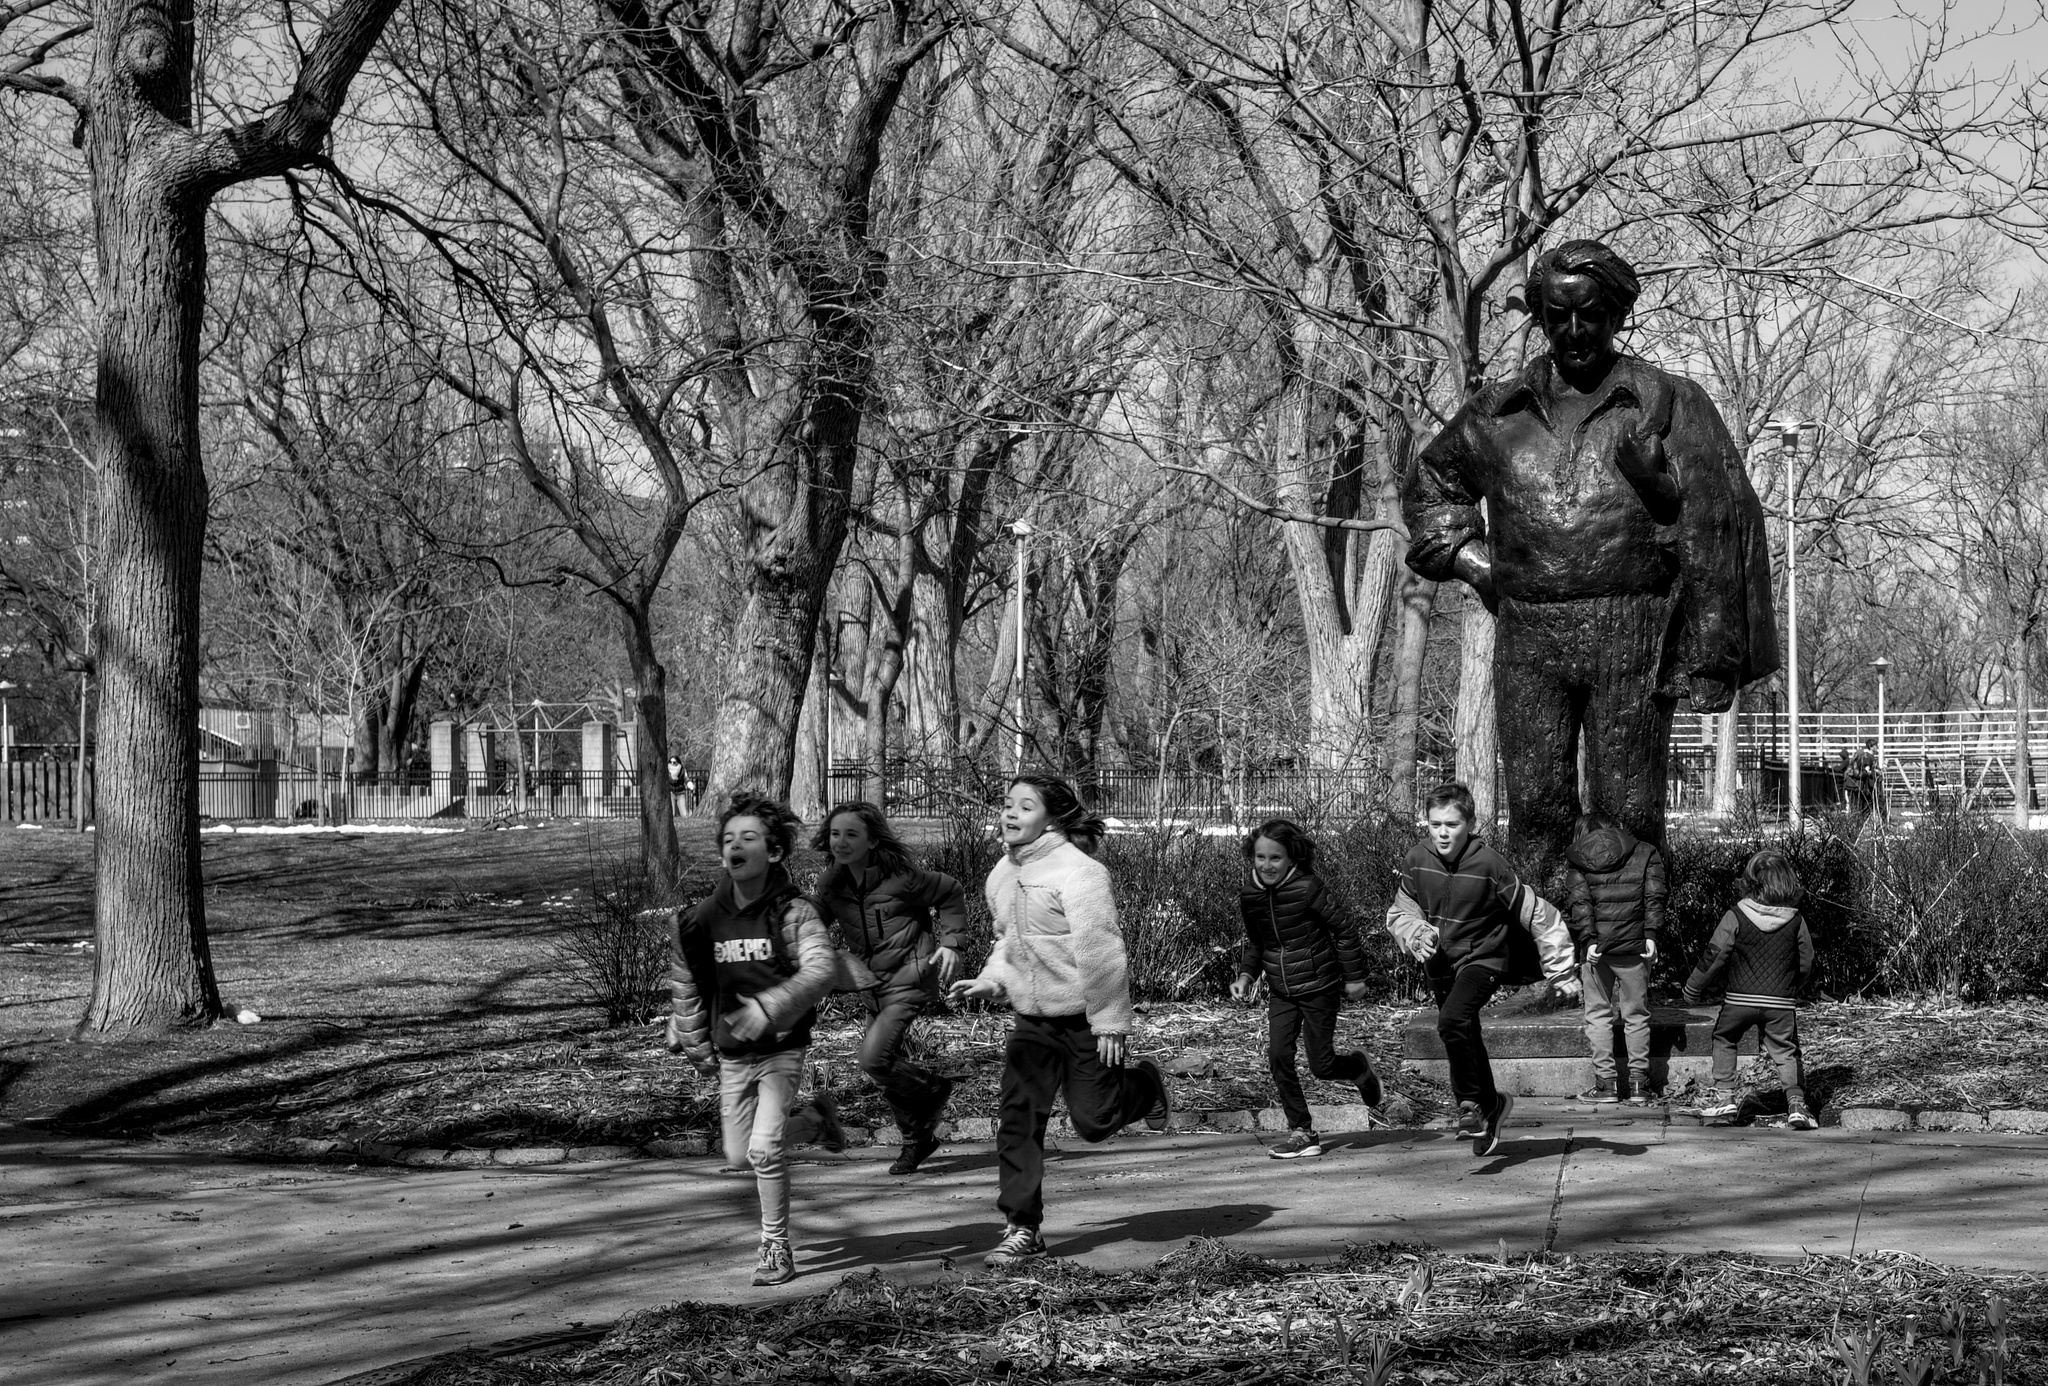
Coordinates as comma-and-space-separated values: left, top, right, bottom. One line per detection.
462, 726, 494, 796
1400, 1003, 1755, 1096
581, 723, 614, 796
428, 721, 457, 795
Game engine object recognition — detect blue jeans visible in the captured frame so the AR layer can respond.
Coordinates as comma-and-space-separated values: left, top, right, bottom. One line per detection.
1581, 956, 1650, 1081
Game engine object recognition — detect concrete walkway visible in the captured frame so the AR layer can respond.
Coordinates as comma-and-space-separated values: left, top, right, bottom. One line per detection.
2, 1106, 2043, 1386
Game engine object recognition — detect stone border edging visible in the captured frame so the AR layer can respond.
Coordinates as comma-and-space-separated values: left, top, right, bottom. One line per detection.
264, 1102, 2046, 1169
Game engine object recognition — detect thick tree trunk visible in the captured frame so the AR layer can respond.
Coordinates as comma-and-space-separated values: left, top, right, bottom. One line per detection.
622, 602, 681, 891
352, 649, 426, 782
82, 170, 224, 1032
1454, 596, 1499, 831
1712, 686, 1742, 816
1386, 570, 1436, 820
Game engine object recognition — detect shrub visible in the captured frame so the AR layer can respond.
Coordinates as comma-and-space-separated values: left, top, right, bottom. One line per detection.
551, 861, 679, 1026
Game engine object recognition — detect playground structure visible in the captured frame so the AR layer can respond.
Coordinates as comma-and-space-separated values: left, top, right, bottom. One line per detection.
348, 703, 644, 820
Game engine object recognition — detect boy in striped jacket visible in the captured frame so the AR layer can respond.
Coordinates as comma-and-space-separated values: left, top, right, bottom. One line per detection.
1385, 782, 1579, 1156
1682, 849, 1818, 1128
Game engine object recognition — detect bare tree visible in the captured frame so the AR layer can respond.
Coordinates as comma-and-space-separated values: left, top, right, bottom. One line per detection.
4, 0, 404, 1031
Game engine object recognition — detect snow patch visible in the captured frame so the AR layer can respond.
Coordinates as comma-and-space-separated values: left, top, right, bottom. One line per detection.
199, 823, 466, 836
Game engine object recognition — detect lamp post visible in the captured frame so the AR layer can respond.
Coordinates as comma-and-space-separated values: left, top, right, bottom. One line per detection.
1010, 519, 1034, 773
1871, 656, 1890, 810
0, 680, 14, 765
1769, 421, 1804, 823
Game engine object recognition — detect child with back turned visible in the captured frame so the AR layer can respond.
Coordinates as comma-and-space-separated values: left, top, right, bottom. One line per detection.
1562, 812, 1666, 1105
1230, 818, 1381, 1159
1682, 848, 1819, 1129
666, 793, 845, 1286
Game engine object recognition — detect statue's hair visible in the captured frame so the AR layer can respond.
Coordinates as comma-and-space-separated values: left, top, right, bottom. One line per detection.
1527, 239, 1641, 322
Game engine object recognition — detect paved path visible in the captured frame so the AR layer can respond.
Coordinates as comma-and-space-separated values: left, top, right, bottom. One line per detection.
2, 1107, 2043, 1386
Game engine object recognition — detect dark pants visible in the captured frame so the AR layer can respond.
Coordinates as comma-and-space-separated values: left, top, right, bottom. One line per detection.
1495, 592, 1675, 880
997, 1013, 1162, 1229
1268, 988, 1368, 1131
859, 965, 950, 1137
1711, 1004, 1805, 1103
1429, 961, 1503, 1109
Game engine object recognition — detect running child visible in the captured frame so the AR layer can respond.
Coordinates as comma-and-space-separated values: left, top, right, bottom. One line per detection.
813, 801, 968, 1175
947, 773, 1170, 1268
1230, 818, 1382, 1159
666, 793, 845, 1286
1562, 812, 1666, 1105
1681, 848, 1818, 1129
1384, 782, 1578, 1156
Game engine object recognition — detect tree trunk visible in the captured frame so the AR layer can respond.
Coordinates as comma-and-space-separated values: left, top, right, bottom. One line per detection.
1713, 686, 1742, 817
622, 601, 681, 891
1386, 570, 1436, 819
352, 649, 426, 783
80, 120, 223, 1032
859, 524, 917, 806
1454, 596, 1499, 831
2014, 627, 2035, 828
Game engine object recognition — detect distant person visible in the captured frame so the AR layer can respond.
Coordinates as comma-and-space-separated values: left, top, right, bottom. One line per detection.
1848, 739, 1880, 819
666, 754, 693, 816
948, 773, 1170, 1268
1384, 783, 1578, 1157
1562, 812, 1666, 1105
812, 801, 966, 1175
1682, 849, 1818, 1129
1229, 818, 1381, 1160
665, 793, 845, 1286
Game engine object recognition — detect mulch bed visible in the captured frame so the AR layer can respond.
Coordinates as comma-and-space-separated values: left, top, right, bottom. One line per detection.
398, 1240, 2042, 1384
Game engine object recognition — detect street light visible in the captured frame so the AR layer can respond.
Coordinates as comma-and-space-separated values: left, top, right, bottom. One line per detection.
1872, 656, 1891, 817
1768, 420, 1804, 823
0, 679, 14, 765
1010, 519, 1034, 773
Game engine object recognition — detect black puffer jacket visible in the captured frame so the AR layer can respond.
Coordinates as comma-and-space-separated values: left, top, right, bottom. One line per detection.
1563, 816, 1666, 959
1236, 871, 1368, 998
813, 863, 967, 987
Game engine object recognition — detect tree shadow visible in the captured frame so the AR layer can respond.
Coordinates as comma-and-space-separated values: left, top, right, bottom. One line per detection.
799, 1202, 1283, 1274
1469, 1135, 1652, 1174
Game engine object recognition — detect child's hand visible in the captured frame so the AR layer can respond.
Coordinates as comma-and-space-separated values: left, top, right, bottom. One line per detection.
726, 997, 772, 1042
1641, 938, 1658, 962
949, 976, 1002, 1006
1230, 973, 1256, 1003
1344, 981, 1369, 1004
1095, 1032, 1127, 1067
1586, 943, 1604, 963
1551, 974, 1583, 1004
1406, 925, 1439, 962
932, 946, 962, 987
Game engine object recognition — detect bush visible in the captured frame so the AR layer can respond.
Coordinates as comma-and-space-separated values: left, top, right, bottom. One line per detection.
551, 862, 679, 1026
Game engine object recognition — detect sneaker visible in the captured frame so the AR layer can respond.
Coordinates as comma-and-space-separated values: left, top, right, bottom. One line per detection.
1354, 1057, 1383, 1109
1784, 1103, 1819, 1131
888, 1134, 942, 1175
1269, 1129, 1324, 1159
1455, 1101, 1486, 1139
1472, 1092, 1515, 1157
809, 1092, 847, 1152
985, 1222, 1047, 1269
1575, 1078, 1620, 1105
1624, 1072, 1654, 1107
1134, 1057, 1171, 1130
751, 1236, 796, 1286
1697, 1088, 1742, 1119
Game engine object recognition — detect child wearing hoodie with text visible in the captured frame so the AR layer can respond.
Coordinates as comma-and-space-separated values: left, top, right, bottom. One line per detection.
666, 794, 845, 1286
1563, 813, 1666, 1105
1682, 849, 1818, 1129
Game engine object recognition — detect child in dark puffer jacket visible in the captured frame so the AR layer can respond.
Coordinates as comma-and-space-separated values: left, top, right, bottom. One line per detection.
1683, 849, 1818, 1129
1230, 819, 1381, 1159
1563, 813, 1666, 1106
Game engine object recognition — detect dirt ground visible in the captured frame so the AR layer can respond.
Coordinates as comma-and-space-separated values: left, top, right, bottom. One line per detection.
4, 822, 2044, 1152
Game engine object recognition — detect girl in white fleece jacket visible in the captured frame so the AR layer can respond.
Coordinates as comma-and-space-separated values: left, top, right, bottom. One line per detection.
948, 773, 1169, 1268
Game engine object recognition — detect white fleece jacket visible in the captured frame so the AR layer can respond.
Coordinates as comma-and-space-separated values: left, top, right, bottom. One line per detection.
977, 831, 1135, 1034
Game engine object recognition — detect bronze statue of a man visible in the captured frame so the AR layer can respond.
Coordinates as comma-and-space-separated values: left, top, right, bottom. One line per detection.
1404, 239, 1777, 870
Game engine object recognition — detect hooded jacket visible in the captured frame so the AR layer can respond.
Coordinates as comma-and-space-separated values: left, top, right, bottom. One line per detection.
1236, 870, 1369, 998
1682, 900, 1815, 1009
1563, 816, 1667, 959
666, 866, 838, 1062
975, 830, 1134, 1035
814, 862, 968, 988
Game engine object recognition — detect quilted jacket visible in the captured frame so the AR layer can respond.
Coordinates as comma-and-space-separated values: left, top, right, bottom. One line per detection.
1562, 816, 1667, 959
813, 862, 968, 987
1235, 870, 1369, 998
665, 869, 838, 1064
976, 830, 1134, 1034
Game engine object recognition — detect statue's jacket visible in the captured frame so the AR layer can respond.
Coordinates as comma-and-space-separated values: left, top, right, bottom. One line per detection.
1404, 353, 1779, 698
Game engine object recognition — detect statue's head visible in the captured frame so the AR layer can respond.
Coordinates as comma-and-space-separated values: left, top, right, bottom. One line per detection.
1527, 240, 1640, 379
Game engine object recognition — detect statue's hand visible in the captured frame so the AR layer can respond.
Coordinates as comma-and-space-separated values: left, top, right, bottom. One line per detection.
1686, 673, 1736, 713
1452, 543, 1499, 613
1616, 427, 1682, 524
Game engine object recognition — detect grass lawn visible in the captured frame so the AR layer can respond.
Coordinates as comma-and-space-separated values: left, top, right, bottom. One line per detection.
3, 823, 2045, 1153
402, 1241, 2043, 1385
